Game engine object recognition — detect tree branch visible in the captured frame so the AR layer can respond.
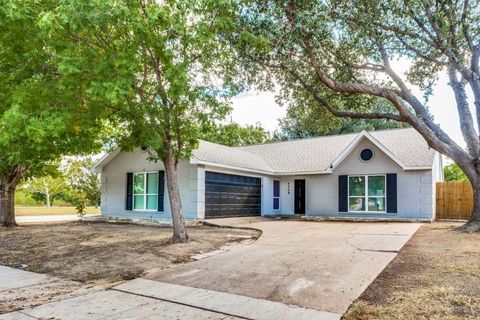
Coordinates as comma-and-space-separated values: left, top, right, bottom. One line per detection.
395, 36, 447, 66
461, 0, 475, 51
377, 43, 447, 137
448, 66, 480, 157
285, 67, 405, 122
302, 38, 452, 145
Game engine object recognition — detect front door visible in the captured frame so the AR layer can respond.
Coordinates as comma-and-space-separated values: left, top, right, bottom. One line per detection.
294, 179, 306, 214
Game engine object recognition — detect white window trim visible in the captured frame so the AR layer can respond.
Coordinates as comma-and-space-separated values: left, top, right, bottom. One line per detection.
273, 180, 280, 211
347, 174, 386, 213
133, 171, 158, 212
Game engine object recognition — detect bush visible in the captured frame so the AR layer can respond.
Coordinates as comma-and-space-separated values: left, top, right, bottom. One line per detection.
15, 189, 42, 206
72, 193, 87, 216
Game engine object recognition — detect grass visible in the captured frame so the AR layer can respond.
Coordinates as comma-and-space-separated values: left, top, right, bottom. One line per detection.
15, 206, 100, 216
343, 222, 480, 320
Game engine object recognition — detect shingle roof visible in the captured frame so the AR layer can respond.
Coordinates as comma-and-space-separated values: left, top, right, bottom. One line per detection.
238, 133, 357, 173
192, 140, 273, 173
192, 128, 435, 174
369, 128, 434, 168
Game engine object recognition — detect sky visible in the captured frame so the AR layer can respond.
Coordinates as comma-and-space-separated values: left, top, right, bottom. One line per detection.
230, 68, 471, 149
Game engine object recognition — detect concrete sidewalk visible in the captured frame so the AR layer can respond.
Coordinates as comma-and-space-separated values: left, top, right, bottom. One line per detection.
0, 265, 52, 291
115, 279, 339, 320
0, 266, 334, 320
1, 289, 243, 320
0, 266, 94, 315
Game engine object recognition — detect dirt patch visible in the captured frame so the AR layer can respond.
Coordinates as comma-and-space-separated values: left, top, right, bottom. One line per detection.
343, 222, 480, 319
0, 221, 259, 282
0, 221, 259, 313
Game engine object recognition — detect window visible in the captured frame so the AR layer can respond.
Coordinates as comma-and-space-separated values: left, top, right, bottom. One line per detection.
360, 148, 374, 161
273, 180, 280, 210
348, 175, 385, 212
133, 172, 158, 211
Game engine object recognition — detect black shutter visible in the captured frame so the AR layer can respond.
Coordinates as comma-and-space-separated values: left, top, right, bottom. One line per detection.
338, 175, 348, 212
386, 173, 397, 213
126, 172, 133, 210
158, 171, 165, 212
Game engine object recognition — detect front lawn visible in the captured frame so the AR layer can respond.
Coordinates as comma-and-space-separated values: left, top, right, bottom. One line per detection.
343, 222, 480, 319
15, 206, 100, 216
0, 221, 260, 313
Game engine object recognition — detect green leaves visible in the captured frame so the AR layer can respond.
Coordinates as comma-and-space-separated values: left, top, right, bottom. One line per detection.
444, 163, 468, 182
55, 0, 239, 162
201, 122, 269, 146
0, 0, 108, 180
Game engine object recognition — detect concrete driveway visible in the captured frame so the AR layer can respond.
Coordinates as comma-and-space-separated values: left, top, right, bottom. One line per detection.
146, 218, 421, 315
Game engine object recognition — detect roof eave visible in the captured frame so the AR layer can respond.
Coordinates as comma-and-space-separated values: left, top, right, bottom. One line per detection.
191, 159, 274, 175
403, 166, 432, 170
93, 148, 121, 172
191, 158, 332, 176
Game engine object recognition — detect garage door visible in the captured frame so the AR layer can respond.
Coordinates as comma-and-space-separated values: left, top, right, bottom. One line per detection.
205, 171, 261, 218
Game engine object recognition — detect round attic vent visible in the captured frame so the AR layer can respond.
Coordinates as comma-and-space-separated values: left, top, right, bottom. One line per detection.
360, 148, 374, 161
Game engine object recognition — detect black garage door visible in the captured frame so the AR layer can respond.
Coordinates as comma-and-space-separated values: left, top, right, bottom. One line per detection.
205, 171, 261, 218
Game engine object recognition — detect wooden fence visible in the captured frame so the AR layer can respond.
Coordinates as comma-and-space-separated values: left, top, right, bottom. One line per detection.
436, 181, 472, 220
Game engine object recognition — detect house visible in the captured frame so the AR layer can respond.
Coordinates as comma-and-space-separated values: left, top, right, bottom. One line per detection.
94, 127, 443, 222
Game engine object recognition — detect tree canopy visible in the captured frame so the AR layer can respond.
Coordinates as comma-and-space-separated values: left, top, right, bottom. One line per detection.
201, 122, 269, 146
276, 100, 407, 139
48, 0, 239, 241
236, 0, 480, 231
444, 163, 468, 182
0, 0, 108, 226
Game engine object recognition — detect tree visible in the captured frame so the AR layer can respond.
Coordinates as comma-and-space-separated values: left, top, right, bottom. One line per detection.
53, 0, 238, 242
201, 122, 269, 146
276, 100, 408, 139
62, 157, 101, 208
237, 0, 480, 231
444, 163, 468, 182
0, 1, 106, 226
23, 175, 68, 208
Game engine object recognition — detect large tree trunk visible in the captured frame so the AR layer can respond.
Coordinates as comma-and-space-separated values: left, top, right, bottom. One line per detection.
454, 160, 480, 232
0, 183, 17, 227
0, 166, 26, 227
163, 149, 188, 243
462, 179, 480, 232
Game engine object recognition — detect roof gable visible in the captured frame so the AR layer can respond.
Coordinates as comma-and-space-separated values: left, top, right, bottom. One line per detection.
330, 131, 407, 171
